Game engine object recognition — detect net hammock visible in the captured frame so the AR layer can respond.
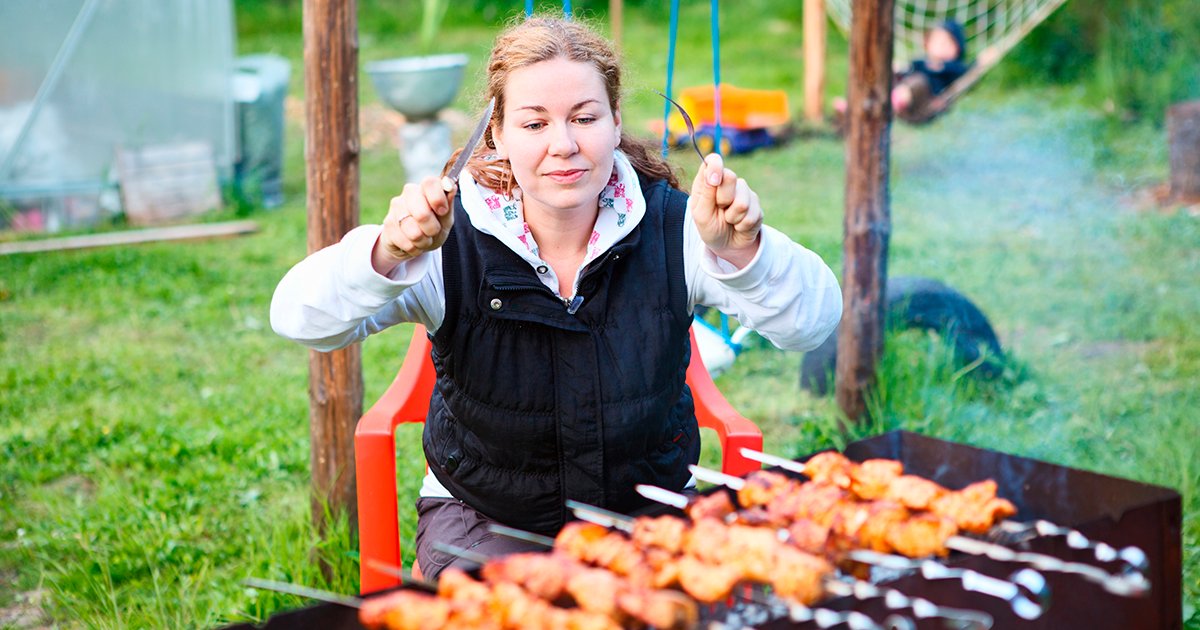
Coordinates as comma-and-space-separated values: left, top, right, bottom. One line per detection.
824, 0, 1068, 118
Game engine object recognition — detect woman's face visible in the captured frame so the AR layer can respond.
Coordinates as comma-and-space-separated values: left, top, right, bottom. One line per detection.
492, 57, 622, 218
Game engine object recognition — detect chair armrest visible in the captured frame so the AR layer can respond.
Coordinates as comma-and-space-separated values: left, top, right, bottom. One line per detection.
355, 325, 435, 594
687, 327, 763, 477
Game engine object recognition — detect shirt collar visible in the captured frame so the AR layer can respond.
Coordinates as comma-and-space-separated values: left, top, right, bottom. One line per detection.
458, 150, 646, 296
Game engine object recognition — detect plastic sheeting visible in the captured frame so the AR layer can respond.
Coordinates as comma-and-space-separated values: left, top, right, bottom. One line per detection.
0, 0, 234, 228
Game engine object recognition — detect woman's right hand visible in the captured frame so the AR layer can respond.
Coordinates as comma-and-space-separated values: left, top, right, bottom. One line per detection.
371, 176, 456, 275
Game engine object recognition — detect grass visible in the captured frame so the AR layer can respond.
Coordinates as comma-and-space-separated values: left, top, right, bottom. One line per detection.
2, 1, 1198, 627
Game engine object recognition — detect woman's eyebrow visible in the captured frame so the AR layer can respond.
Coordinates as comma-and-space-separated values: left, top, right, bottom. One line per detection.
514, 99, 601, 113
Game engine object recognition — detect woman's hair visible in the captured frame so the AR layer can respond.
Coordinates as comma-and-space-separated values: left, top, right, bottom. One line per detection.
444, 16, 680, 194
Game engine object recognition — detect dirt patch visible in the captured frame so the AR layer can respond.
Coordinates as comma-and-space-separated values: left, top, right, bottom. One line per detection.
45, 474, 96, 503
1120, 182, 1200, 217
0, 572, 49, 629
1073, 339, 1159, 360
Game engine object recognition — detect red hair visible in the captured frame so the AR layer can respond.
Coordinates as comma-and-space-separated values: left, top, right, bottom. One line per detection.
444, 16, 679, 194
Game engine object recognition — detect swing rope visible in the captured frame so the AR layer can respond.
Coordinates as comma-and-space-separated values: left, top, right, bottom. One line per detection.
709, 0, 722, 157
526, 1, 572, 18
660, 1, 725, 156
658, 1, 738, 342
660, 0, 680, 157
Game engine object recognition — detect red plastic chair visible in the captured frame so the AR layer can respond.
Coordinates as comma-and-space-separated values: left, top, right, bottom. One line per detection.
354, 324, 763, 594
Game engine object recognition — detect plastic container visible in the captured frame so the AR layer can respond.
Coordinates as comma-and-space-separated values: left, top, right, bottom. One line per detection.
233, 54, 291, 208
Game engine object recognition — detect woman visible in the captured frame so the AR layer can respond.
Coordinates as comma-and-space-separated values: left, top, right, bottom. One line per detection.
271, 16, 841, 581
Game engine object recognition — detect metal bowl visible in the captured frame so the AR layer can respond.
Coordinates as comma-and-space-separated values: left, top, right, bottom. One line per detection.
365, 54, 469, 120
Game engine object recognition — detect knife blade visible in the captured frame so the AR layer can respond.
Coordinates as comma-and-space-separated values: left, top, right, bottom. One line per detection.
441, 97, 496, 193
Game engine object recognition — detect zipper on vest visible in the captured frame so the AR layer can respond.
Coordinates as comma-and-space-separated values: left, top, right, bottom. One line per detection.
491, 281, 585, 316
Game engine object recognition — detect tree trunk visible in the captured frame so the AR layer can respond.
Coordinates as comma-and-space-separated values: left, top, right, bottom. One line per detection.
302, 0, 362, 559
803, 0, 827, 124
610, 0, 624, 50
836, 0, 894, 422
1168, 100, 1200, 202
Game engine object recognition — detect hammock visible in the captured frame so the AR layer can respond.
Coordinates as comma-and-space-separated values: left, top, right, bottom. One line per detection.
824, 0, 1068, 122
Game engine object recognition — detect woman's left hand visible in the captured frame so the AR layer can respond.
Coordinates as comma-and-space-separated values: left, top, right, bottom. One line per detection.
690, 153, 763, 269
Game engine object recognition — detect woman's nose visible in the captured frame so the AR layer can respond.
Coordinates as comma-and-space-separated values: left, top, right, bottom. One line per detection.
547, 123, 578, 156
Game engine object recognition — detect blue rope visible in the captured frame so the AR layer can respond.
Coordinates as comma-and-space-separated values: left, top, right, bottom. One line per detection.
661, 0, 680, 158
526, 1, 570, 18
710, 0, 722, 156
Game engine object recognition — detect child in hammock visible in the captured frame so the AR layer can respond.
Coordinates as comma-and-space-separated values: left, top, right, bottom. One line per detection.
892, 20, 971, 122
835, 20, 978, 124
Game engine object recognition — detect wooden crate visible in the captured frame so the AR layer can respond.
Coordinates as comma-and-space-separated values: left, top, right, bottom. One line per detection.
116, 141, 222, 225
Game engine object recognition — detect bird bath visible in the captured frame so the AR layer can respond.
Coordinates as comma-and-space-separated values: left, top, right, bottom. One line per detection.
365, 54, 469, 182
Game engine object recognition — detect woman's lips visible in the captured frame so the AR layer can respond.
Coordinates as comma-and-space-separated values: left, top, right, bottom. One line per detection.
545, 169, 586, 184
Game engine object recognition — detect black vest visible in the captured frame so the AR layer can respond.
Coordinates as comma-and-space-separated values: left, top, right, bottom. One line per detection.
423, 174, 700, 535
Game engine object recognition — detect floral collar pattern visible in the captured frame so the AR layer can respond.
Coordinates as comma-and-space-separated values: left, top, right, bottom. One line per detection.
459, 150, 646, 296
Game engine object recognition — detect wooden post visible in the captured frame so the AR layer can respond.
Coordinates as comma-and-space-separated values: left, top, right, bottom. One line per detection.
303, 0, 362, 549
1168, 100, 1200, 202
609, 0, 623, 49
836, 0, 893, 422
803, 0, 827, 123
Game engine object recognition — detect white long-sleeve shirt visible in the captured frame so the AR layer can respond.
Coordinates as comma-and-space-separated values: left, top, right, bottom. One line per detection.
271, 152, 841, 498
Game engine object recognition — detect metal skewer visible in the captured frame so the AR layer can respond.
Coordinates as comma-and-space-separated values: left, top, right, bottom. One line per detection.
684, 465, 1049, 619
734, 450, 1152, 595
653, 90, 705, 162
635, 485, 996, 629
431, 541, 492, 567
362, 559, 439, 592
565, 500, 924, 630
242, 577, 363, 609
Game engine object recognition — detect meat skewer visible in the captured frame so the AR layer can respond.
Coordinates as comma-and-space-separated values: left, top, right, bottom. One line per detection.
548, 511, 999, 629
538, 515, 924, 630
367, 567, 624, 630
690, 462, 1148, 597
741, 447, 1150, 572
430, 542, 699, 630
627, 488, 1032, 625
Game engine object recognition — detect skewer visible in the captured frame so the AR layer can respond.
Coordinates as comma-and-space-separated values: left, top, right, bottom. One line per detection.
562, 501, 947, 630
432, 541, 492, 566
434, 540, 701, 630
242, 577, 363, 608
991, 519, 1150, 571
566, 499, 637, 532
676, 468, 1052, 618
362, 558, 440, 591
633, 486, 997, 628
734, 451, 1153, 593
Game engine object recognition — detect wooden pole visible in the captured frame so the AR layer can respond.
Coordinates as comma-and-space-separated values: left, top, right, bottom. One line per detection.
836, 0, 893, 422
609, 0, 623, 50
302, 0, 362, 550
803, 0, 827, 123
1168, 100, 1200, 202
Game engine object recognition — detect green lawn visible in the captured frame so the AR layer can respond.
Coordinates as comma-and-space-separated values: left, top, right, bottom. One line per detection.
2, 3, 1197, 628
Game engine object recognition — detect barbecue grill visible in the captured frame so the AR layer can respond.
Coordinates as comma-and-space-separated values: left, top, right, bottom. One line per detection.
224, 430, 1182, 629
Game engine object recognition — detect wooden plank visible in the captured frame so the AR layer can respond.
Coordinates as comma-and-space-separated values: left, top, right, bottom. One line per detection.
836, 0, 894, 422
303, 0, 362, 568
0, 220, 259, 255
